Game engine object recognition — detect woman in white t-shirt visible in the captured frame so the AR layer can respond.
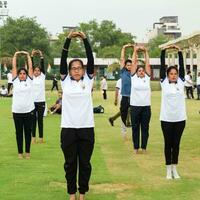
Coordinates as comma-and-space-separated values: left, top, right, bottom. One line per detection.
60, 31, 94, 200
31, 49, 46, 144
12, 51, 34, 159
160, 45, 186, 179
130, 46, 151, 154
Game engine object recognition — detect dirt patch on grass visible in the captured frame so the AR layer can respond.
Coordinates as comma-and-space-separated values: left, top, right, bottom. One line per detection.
49, 181, 136, 194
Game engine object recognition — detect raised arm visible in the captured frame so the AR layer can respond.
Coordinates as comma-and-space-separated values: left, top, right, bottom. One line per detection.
39, 50, 45, 74
131, 46, 139, 75
60, 32, 73, 80
143, 47, 151, 76
176, 48, 184, 80
23, 51, 33, 78
79, 32, 94, 75
120, 44, 134, 68
12, 52, 20, 79
160, 49, 166, 81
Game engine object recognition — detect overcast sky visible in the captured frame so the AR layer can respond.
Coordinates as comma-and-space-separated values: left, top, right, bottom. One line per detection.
5, 0, 200, 41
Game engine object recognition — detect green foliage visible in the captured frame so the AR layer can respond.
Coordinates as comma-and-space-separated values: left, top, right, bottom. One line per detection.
147, 34, 170, 58
51, 20, 136, 60
0, 16, 50, 58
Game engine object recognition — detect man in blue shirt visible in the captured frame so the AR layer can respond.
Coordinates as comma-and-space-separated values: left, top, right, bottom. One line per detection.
120, 44, 134, 126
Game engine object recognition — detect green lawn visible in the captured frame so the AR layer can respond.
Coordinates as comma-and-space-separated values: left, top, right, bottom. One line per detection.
0, 90, 200, 200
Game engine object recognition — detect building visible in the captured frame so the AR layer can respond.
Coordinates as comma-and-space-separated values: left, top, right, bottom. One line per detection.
147, 16, 182, 41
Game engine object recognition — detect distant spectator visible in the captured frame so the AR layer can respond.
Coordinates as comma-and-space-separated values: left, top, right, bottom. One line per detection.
0, 85, 8, 97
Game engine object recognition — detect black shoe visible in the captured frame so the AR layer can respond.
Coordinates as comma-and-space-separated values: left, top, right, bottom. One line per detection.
109, 118, 114, 126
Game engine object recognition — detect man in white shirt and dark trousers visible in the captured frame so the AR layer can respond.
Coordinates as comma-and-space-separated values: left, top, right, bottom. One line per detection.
60, 31, 95, 200
160, 45, 186, 179
100, 76, 107, 100
184, 71, 194, 99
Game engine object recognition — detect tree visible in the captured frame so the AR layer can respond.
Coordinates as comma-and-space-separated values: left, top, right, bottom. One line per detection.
79, 20, 136, 58
147, 34, 170, 58
0, 16, 50, 59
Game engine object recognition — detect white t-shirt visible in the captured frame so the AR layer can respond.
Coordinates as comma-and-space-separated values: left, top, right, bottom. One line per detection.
184, 74, 193, 87
32, 73, 46, 102
7, 73, 13, 83
61, 74, 94, 128
130, 74, 151, 106
0, 88, 8, 95
116, 79, 122, 102
160, 77, 187, 122
196, 76, 200, 85
101, 78, 108, 90
12, 76, 35, 113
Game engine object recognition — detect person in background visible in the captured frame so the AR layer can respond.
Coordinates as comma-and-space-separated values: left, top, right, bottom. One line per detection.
51, 74, 59, 91
100, 76, 108, 100
185, 71, 194, 99
108, 78, 128, 140
120, 44, 134, 126
196, 72, 200, 100
0, 85, 8, 97
7, 70, 13, 94
48, 91, 62, 114
31, 49, 46, 144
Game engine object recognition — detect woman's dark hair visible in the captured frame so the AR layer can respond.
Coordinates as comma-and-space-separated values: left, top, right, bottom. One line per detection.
33, 66, 41, 71
125, 59, 132, 66
17, 68, 28, 76
136, 66, 145, 73
69, 59, 84, 71
187, 70, 191, 75
166, 66, 178, 76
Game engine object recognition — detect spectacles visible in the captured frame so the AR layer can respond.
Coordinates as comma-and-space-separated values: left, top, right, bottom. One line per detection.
71, 67, 83, 71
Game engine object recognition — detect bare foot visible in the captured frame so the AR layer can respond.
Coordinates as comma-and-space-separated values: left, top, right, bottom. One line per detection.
18, 153, 23, 159
39, 138, 44, 144
25, 153, 30, 159
134, 149, 139, 154
32, 137, 36, 144
79, 194, 85, 200
142, 149, 147, 154
69, 194, 76, 200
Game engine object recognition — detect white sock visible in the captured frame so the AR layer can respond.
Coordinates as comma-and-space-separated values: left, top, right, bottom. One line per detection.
166, 165, 172, 179
172, 165, 180, 179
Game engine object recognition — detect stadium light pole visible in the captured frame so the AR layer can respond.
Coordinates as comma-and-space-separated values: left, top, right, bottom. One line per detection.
0, 1, 9, 80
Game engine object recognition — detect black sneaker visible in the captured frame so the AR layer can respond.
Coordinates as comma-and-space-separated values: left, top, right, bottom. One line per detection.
109, 118, 114, 126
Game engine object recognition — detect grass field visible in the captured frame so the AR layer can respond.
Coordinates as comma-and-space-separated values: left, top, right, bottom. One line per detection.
0, 89, 200, 200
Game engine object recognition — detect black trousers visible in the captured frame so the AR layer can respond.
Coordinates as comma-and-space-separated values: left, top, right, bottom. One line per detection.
61, 128, 94, 195
13, 111, 33, 154
161, 121, 185, 165
120, 96, 130, 126
32, 102, 45, 138
185, 86, 194, 99
7, 83, 13, 94
51, 84, 58, 91
130, 106, 151, 150
103, 90, 107, 100
197, 85, 200, 99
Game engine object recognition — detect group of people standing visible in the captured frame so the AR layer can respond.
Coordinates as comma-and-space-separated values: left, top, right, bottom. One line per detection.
9, 30, 191, 200
11, 49, 46, 159
115, 43, 187, 180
